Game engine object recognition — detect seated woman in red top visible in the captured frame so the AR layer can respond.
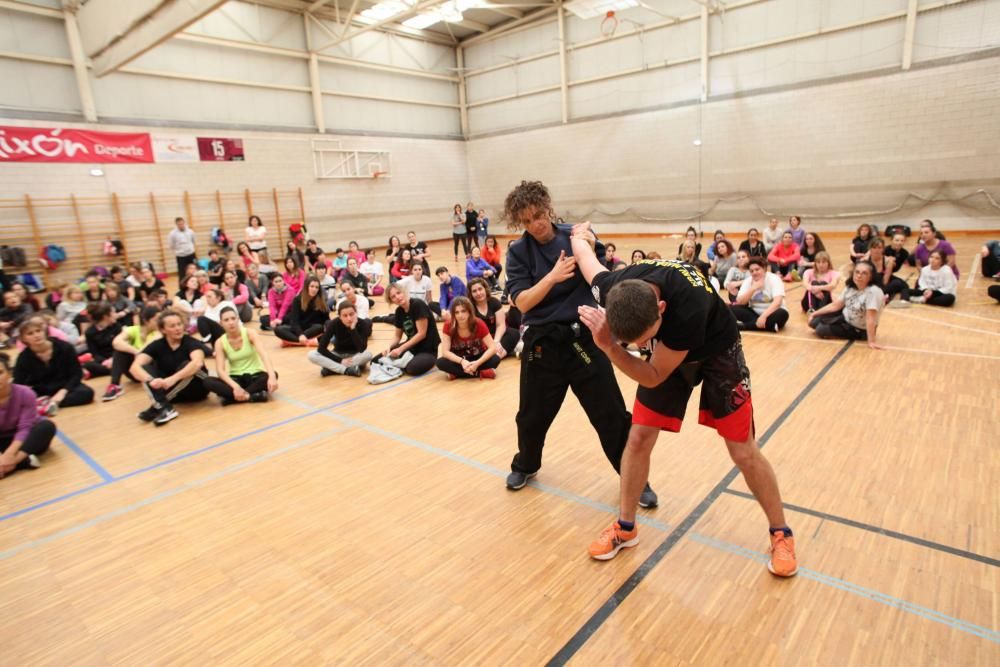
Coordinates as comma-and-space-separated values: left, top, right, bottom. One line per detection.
389, 248, 413, 283
481, 236, 503, 279
435, 296, 500, 380
767, 231, 802, 281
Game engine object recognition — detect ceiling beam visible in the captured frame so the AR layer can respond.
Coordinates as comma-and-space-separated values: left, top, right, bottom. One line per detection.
306, 0, 335, 12
78, 0, 229, 76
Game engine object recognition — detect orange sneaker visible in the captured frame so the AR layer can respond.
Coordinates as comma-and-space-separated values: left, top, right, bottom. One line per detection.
589, 522, 638, 561
768, 530, 798, 577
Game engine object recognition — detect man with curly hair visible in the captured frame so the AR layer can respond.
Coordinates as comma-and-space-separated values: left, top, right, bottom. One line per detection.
501, 181, 657, 510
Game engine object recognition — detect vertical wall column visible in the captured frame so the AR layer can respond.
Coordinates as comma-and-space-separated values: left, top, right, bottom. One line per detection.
557, 0, 568, 124
62, 7, 98, 122
902, 0, 919, 70
700, 5, 709, 102
304, 14, 326, 133
457, 46, 469, 139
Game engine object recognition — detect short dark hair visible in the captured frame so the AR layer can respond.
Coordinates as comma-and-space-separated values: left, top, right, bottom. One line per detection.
503, 180, 552, 230
219, 306, 238, 319
435, 266, 449, 276
337, 300, 356, 315
747, 256, 767, 269
847, 260, 875, 289
605, 280, 659, 343
157, 308, 184, 329
139, 305, 161, 323
89, 302, 112, 321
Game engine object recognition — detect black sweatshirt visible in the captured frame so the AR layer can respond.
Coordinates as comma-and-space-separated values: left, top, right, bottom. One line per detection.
14, 338, 84, 396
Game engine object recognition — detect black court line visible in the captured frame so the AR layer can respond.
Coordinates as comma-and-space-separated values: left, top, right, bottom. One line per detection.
721, 489, 1000, 568
546, 340, 854, 666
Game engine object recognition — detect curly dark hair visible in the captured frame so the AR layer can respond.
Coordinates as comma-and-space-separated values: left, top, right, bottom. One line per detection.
503, 180, 553, 231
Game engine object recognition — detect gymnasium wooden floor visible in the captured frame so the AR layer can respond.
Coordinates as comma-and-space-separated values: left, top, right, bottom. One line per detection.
1, 233, 997, 665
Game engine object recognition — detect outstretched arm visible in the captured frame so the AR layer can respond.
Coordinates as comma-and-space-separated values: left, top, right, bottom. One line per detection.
569, 222, 609, 286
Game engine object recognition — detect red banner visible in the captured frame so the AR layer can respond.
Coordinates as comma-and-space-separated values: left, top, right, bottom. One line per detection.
0, 126, 154, 163
197, 137, 245, 162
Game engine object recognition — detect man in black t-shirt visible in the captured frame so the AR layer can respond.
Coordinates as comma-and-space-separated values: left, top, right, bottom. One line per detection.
131, 309, 211, 426
570, 226, 797, 577
304, 239, 325, 271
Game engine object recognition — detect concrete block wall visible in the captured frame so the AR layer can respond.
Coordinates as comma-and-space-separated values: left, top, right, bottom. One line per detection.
0, 118, 468, 251
465, 56, 1000, 237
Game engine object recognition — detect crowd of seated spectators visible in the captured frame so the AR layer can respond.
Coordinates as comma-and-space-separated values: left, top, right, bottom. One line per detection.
0, 210, 994, 479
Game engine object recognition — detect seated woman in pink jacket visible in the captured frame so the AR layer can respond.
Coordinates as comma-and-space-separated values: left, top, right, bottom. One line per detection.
260, 274, 295, 331
767, 231, 802, 281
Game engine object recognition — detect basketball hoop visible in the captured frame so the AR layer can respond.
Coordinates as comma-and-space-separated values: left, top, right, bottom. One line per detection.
600, 10, 618, 38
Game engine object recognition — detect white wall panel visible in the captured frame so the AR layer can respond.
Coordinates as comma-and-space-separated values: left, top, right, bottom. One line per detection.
92, 74, 315, 128
569, 62, 700, 117
711, 18, 907, 95
467, 90, 561, 134
466, 55, 559, 100
467, 57, 1000, 232
324, 97, 460, 136
127, 40, 310, 88
0, 8, 69, 58
463, 20, 560, 70
320, 66, 457, 105
0, 60, 80, 113
913, 0, 1000, 62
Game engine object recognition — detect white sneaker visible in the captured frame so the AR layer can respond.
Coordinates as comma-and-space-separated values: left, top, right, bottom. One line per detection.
909, 296, 925, 304
888, 299, 911, 308
513, 340, 524, 358
27, 454, 41, 469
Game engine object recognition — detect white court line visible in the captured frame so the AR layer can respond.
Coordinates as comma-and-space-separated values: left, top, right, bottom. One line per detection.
743, 330, 1000, 360
886, 310, 1000, 337
965, 254, 979, 289
914, 307, 1000, 324
882, 345, 1000, 361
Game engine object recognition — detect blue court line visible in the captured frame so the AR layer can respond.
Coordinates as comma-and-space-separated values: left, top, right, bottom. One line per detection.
284, 394, 1000, 648
56, 430, 114, 483
0, 430, 340, 562
687, 532, 1000, 645
0, 375, 426, 524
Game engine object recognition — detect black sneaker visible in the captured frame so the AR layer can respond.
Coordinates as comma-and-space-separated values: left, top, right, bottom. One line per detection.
344, 366, 362, 377
320, 368, 336, 377
153, 406, 178, 426
220, 396, 236, 406
505, 470, 536, 490
250, 391, 269, 403
638, 482, 658, 508
137, 405, 161, 422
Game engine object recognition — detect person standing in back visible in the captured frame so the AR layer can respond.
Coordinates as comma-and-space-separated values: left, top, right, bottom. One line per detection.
168, 217, 197, 279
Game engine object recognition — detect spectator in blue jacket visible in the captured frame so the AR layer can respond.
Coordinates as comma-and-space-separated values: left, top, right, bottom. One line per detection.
436, 266, 467, 319
466, 246, 499, 291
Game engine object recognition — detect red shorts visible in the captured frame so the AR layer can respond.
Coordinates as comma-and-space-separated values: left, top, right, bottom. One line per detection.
632, 339, 754, 442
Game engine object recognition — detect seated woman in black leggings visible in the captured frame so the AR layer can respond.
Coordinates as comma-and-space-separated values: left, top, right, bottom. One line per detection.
102, 305, 161, 402
13, 316, 94, 416
0, 351, 56, 478
436, 296, 500, 379
202, 307, 278, 404
275, 276, 329, 346
379, 282, 440, 376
